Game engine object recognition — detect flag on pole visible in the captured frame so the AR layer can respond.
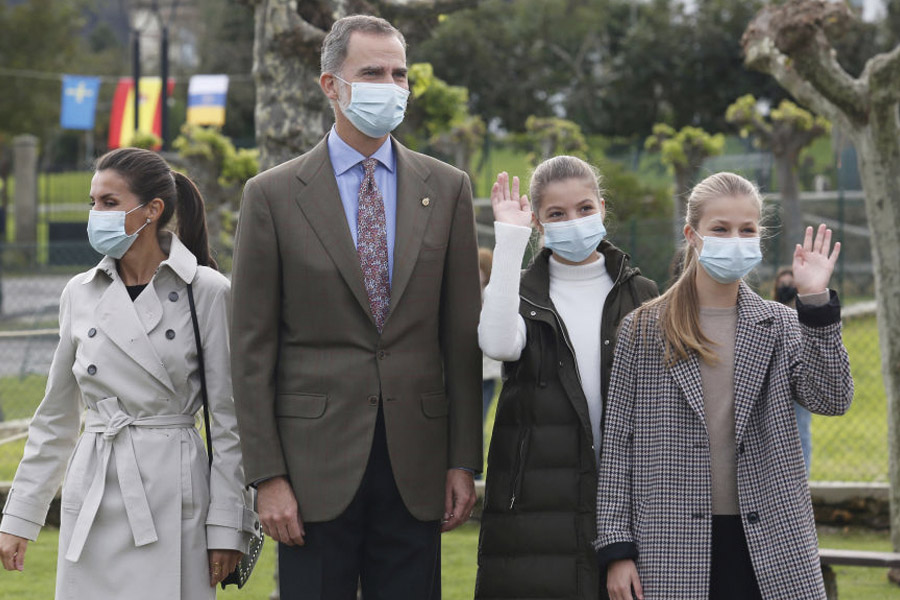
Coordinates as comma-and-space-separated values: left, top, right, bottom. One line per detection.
107, 77, 175, 149
187, 75, 229, 126
60, 75, 101, 130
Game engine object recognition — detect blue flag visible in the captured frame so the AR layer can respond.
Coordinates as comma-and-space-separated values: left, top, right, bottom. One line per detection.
61, 75, 101, 130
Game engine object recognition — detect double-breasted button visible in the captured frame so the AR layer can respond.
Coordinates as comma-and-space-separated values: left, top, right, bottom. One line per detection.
168, 291, 179, 302
603, 339, 610, 346
691, 512, 705, 519
87, 328, 97, 338
746, 511, 760, 524
165, 329, 176, 340
738, 442, 746, 455
368, 395, 379, 406
254, 521, 260, 530
87, 364, 97, 375
529, 311, 537, 317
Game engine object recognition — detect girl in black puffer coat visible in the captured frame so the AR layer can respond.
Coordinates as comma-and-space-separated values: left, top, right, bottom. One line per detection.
476, 157, 658, 600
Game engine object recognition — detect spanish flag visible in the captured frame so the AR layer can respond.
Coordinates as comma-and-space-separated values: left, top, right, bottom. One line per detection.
107, 77, 175, 149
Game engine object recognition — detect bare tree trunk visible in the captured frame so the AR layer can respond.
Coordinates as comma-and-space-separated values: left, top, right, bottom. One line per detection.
251, 0, 334, 172
775, 153, 804, 262
743, 0, 900, 554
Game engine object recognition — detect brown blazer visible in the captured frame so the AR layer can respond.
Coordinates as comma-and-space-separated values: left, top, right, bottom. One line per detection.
230, 134, 482, 522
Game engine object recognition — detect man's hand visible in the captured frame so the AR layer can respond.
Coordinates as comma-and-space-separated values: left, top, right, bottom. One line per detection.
258, 476, 305, 546
441, 469, 476, 533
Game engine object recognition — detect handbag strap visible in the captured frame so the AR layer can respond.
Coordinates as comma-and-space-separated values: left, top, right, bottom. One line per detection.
187, 283, 214, 468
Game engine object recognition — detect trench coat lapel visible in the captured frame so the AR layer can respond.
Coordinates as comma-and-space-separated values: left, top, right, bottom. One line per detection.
733, 283, 778, 444
294, 137, 374, 326
388, 141, 434, 317
93, 268, 176, 394
669, 352, 706, 424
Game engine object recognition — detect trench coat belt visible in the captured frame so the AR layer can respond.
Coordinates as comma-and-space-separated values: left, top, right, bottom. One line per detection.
65, 398, 196, 563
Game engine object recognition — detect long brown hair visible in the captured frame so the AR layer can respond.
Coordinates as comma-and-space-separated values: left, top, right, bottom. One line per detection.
95, 148, 217, 270
633, 172, 763, 365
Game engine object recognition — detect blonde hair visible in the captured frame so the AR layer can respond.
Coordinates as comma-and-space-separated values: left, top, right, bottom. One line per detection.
478, 247, 493, 280
529, 155, 603, 215
634, 172, 764, 366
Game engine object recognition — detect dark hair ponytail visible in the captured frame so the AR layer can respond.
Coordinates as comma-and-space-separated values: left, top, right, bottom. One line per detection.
172, 172, 216, 270
95, 147, 217, 270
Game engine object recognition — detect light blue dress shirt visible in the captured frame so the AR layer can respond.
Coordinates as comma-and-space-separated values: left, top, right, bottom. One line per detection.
327, 127, 397, 284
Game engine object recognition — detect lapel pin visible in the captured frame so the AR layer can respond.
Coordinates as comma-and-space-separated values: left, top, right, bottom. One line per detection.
421, 197, 430, 207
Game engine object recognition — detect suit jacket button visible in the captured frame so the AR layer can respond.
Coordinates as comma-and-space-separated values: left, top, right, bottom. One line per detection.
87, 364, 97, 375
169, 291, 179, 302
378, 350, 386, 359
692, 512, 704, 519
368, 395, 379, 406
746, 511, 760, 524
165, 329, 176, 340
88, 328, 97, 338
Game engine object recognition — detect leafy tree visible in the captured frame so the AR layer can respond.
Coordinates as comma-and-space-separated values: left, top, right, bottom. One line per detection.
645, 124, 725, 238
742, 0, 900, 561
172, 124, 259, 261
726, 94, 830, 258
519, 117, 589, 167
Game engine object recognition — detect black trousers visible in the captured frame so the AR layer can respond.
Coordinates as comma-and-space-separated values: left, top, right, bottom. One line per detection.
709, 515, 763, 600
279, 403, 441, 600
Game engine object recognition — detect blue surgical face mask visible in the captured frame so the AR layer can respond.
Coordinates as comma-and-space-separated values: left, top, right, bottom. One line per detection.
541, 212, 607, 263
87, 204, 149, 259
694, 233, 762, 283
334, 75, 410, 138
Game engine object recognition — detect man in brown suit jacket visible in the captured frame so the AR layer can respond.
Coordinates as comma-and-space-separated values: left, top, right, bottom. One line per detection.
230, 14, 482, 600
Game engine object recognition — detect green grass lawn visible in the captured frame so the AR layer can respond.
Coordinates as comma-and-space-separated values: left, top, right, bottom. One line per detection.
0, 524, 895, 599
0, 523, 479, 599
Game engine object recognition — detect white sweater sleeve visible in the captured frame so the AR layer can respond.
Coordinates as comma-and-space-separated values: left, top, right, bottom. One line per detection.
478, 222, 530, 361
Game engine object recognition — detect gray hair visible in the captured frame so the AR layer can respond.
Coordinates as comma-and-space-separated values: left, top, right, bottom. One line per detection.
320, 15, 406, 76
529, 155, 604, 214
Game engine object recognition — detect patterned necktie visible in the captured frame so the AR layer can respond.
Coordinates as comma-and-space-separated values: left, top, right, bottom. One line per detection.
357, 157, 391, 331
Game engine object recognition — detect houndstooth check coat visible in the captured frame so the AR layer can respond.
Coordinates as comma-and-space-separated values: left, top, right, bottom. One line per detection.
595, 283, 853, 600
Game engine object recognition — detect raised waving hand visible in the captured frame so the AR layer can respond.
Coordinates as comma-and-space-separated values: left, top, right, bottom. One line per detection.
491, 172, 533, 228
793, 224, 840, 295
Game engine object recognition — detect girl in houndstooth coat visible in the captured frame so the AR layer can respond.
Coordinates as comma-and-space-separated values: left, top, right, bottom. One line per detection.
595, 172, 853, 600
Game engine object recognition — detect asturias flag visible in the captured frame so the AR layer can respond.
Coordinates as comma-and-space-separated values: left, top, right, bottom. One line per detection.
60, 75, 101, 130
187, 75, 229, 126
107, 77, 175, 149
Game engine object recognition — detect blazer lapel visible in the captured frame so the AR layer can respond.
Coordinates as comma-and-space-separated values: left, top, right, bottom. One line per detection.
733, 283, 778, 443
669, 353, 707, 424
388, 142, 434, 317
294, 137, 374, 326
95, 276, 176, 393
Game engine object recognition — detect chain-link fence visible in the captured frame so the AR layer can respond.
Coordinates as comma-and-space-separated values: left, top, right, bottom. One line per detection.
0, 192, 886, 483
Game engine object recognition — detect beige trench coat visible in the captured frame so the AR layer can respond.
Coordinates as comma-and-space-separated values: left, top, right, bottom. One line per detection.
0, 234, 257, 600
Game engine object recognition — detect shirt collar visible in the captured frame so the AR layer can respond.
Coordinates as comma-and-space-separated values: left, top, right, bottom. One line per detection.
327, 126, 395, 176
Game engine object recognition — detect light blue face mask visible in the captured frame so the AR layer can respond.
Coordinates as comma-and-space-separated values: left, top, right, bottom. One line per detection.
541, 212, 607, 263
695, 234, 762, 283
334, 75, 410, 138
87, 204, 149, 259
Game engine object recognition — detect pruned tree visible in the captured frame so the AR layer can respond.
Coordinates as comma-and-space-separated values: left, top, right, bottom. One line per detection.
726, 94, 830, 259
241, 0, 474, 172
645, 123, 725, 239
521, 116, 589, 167
743, 0, 900, 561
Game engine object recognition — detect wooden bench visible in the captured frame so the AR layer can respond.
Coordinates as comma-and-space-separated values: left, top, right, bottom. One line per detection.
820, 548, 900, 599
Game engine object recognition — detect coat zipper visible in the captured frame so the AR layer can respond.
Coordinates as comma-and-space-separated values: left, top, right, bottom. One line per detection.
598, 258, 628, 437
509, 428, 529, 510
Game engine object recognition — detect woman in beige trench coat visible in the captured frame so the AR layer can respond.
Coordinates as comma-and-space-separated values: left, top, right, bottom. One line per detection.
0, 148, 258, 599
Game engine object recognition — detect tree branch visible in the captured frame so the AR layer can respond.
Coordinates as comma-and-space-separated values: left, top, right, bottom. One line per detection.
742, 1, 867, 129
863, 44, 900, 108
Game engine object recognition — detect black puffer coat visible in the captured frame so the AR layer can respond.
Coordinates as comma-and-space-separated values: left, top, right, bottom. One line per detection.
475, 242, 658, 600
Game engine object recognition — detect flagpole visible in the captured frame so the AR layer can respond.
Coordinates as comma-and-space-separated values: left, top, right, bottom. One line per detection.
132, 30, 141, 134
161, 25, 169, 150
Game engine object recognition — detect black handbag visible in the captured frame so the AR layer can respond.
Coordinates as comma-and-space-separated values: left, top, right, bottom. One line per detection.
187, 283, 264, 589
